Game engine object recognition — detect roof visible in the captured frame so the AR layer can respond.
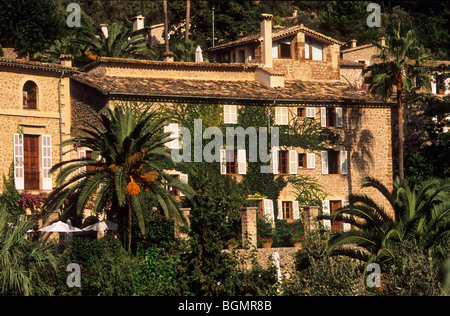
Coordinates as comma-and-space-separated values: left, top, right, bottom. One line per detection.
72, 73, 391, 106
339, 59, 365, 68
81, 56, 260, 73
341, 43, 375, 54
208, 24, 344, 52
0, 57, 78, 73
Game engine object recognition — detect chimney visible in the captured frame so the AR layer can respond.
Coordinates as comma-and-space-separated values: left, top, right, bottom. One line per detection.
100, 24, 108, 38
379, 36, 386, 47
59, 54, 73, 68
350, 39, 357, 48
132, 15, 145, 32
293, 10, 298, 18
260, 13, 273, 68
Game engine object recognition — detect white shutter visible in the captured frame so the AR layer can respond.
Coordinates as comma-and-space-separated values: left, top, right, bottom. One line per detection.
431, 76, 437, 94
237, 149, 247, 175
78, 150, 86, 174
223, 105, 237, 124
335, 107, 343, 127
342, 200, 351, 231
219, 149, 226, 175
321, 151, 329, 175
277, 201, 283, 220
320, 107, 327, 127
164, 123, 179, 149
322, 200, 331, 229
340, 150, 348, 175
311, 41, 323, 61
13, 134, 24, 190
306, 153, 315, 169
263, 199, 274, 225
306, 107, 315, 118
272, 147, 279, 174
293, 201, 300, 220
41, 135, 52, 190
276, 107, 288, 125
289, 150, 298, 174
179, 174, 188, 197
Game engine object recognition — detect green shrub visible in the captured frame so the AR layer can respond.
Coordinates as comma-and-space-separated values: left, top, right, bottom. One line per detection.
283, 232, 366, 296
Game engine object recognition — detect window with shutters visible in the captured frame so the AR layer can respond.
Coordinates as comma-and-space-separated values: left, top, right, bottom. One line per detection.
272, 37, 293, 59
321, 150, 347, 175
275, 107, 289, 125
226, 150, 237, 175
23, 81, 38, 110
164, 123, 180, 149
298, 153, 306, 168
220, 149, 246, 175
320, 107, 343, 128
279, 150, 289, 174
297, 107, 306, 118
305, 36, 323, 61
223, 105, 238, 124
330, 200, 343, 231
168, 173, 188, 197
282, 201, 293, 219
273, 149, 299, 174
23, 135, 40, 190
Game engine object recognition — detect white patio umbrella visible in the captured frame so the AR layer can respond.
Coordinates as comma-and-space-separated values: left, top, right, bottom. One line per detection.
38, 220, 82, 233
195, 45, 203, 62
82, 220, 118, 232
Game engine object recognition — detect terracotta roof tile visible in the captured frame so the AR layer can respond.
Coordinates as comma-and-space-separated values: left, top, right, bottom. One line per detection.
72, 73, 385, 104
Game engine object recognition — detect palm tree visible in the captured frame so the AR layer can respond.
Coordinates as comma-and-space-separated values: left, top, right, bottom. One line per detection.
327, 176, 450, 266
43, 105, 194, 251
80, 22, 150, 59
0, 210, 56, 295
363, 26, 431, 181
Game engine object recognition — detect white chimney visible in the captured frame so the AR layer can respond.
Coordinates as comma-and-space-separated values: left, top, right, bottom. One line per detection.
132, 15, 145, 32
260, 13, 273, 68
100, 24, 108, 38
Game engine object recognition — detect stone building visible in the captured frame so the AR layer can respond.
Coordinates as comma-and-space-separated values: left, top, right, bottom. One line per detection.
0, 56, 77, 194
0, 14, 397, 236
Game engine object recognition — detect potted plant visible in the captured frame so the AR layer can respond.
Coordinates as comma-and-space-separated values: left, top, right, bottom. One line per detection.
291, 234, 304, 248
225, 238, 239, 250
260, 236, 273, 248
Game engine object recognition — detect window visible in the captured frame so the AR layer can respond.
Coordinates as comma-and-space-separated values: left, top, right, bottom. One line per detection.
23, 81, 38, 109
277, 200, 300, 220
321, 150, 347, 175
164, 123, 180, 149
322, 200, 350, 232
14, 134, 52, 191
168, 174, 188, 197
298, 153, 306, 168
220, 149, 246, 175
272, 149, 299, 174
223, 105, 238, 124
297, 107, 306, 118
272, 37, 293, 59
275, 107, 288, 125
297, 107, 315, 118
320, 107, 343, 128
261, 199, 275, 225
305, 36, 323, 61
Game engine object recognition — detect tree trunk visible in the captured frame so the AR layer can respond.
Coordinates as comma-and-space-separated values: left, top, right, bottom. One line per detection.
163, 0, 169, 53
185, 0, 190, 42
396, 75, 404, 182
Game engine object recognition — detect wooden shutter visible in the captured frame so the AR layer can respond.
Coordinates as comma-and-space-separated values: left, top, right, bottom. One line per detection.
340, 150, 348, 175
263, 199, 274, 225
179, 174, 188, 197
342, 200, 351, 231
276, 107, 288, 125
289, 150, 298, 174
306, 153, 315, 169
237, 149, 247, 175
320, 107, 327, 127
321, 151, 329, 175
223, 105, 237, 124
336, 107, 343, 127
322, 200, 331, 228
219, 149, 226, 175
306, 107, 315, 118
13, 134, 24, 190
164, 123, 179, 149
293, 201, 299, 220
41, 135, 52, 190
277, 201, 283, 220
272, 147, 279, 174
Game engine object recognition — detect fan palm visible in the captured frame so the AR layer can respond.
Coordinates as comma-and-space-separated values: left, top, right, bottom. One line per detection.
0, 210, 56, 295
43, 106, 194, 250
327, 177, 450, 266
363, 25, 431, 181
80, 22, 150, 59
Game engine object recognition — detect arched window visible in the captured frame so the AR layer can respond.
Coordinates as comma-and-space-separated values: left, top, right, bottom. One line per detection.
23, 81, 38, 109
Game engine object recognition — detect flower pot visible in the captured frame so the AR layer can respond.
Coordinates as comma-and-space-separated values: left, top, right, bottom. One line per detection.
293, 242, 303, 248
261, 242, 272, 248
227, 244, 237, 250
